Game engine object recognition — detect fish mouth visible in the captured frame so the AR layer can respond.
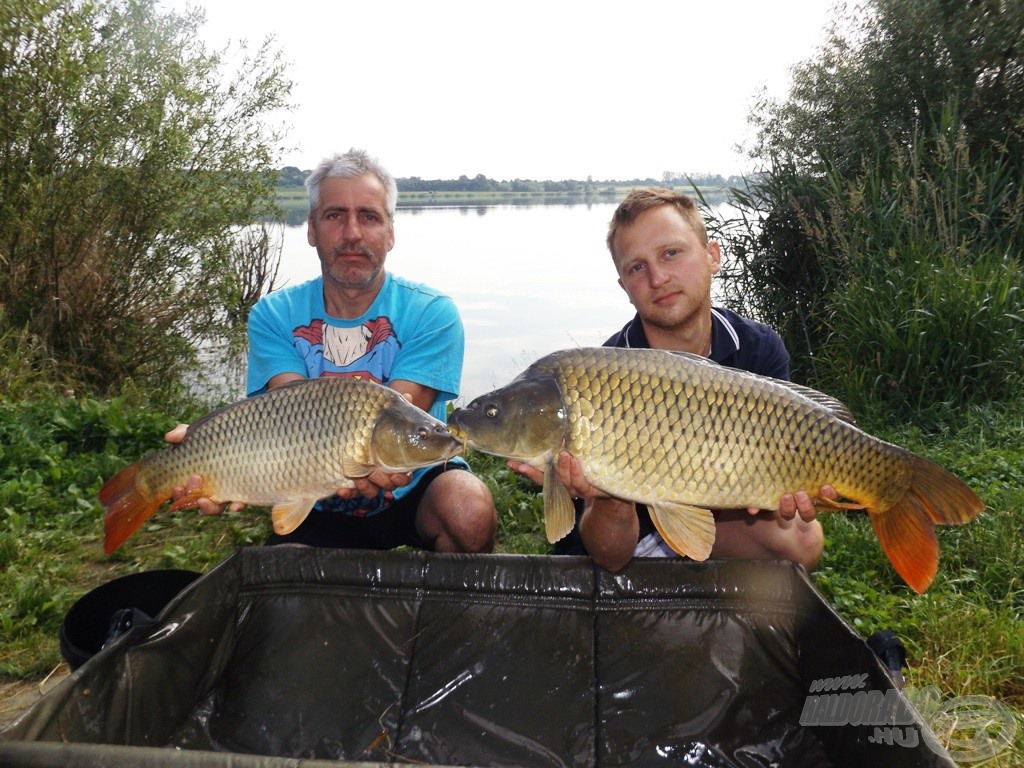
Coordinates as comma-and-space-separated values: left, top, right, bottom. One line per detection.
447, 426, 470, 455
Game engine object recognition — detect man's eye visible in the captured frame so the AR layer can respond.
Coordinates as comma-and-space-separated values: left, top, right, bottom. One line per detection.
629, 262, 645, 274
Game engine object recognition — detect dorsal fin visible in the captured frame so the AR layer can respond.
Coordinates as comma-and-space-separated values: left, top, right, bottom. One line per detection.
778, 380, 858, 425
666, 350, 858, 426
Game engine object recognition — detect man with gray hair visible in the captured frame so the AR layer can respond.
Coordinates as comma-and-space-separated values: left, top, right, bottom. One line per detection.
174, 148, 497, 553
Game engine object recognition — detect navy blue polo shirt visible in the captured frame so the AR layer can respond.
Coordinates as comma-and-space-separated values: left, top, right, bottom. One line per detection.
605, 306, 791, 379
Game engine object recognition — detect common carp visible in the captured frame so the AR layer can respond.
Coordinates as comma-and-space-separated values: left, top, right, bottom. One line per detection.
101, 378, 462, 553
447, 347, 983, 592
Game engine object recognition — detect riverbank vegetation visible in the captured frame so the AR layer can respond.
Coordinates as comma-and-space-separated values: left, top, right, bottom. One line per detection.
1, 0, 1021, 760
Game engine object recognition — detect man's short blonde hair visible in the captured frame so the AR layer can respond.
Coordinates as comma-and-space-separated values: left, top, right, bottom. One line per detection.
606, 187, 709, 261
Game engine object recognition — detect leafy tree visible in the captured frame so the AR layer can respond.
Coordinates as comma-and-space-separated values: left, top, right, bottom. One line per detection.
278, 166, 308, 187
749, 0, 1024, 178
715, 0, 1024, 412
0, 0, 291, 399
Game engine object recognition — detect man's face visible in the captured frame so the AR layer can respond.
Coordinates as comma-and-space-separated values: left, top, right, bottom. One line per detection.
612, 205, 721, 333
307, 174, 395, 291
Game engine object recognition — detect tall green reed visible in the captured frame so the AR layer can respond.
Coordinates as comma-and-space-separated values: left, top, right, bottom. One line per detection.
810, 131, 1023, 415
711, 119, 1024, 418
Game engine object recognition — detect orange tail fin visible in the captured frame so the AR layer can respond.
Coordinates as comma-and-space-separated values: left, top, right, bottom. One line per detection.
100, 461, 169, 554
870, 498, 940, 594
870, 455, 984, 593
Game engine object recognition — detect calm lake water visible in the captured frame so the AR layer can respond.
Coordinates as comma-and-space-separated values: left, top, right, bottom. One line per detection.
269, 202, 730, 404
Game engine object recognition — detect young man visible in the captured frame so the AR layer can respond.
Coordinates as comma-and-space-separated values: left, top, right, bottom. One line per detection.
510, 188, 831, 572
173, 149, 497, 553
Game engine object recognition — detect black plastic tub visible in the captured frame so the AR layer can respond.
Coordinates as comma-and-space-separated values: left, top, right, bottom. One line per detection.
59, 569, 200, 671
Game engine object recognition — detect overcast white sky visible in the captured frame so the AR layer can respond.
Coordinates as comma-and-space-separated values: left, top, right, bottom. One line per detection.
163, 0, 839, 180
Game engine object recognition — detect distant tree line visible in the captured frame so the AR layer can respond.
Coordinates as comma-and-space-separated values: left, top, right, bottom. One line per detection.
276, 167, 744, 191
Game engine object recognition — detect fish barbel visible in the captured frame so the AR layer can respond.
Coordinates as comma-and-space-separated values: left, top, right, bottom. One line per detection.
101, 378, 462, 553
447, 347, 983, 592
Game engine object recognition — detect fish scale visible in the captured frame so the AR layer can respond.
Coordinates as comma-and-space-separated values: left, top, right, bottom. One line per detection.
101, 378, 461, 553
448, 346, 984, 592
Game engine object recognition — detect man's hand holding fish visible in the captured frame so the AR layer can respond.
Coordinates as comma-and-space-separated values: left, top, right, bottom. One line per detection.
507, 452, 836, 573
164, 424, 418, 512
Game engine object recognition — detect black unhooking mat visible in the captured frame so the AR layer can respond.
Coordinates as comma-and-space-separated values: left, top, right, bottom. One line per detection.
1, 547, 953, 767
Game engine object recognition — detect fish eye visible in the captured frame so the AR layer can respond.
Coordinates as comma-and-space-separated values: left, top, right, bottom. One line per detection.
485, 404, 499, 418
417, 426, 429, 438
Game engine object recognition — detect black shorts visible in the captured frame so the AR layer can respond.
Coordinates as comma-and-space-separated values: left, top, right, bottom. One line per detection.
264, 464, 469, 551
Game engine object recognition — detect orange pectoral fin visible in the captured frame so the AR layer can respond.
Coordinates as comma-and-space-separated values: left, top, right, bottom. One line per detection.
166, 483, 217, 514
814, 495, 866, 513
101, 462, 169, 554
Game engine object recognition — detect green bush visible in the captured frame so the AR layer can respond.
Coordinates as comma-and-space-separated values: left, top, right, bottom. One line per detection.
0, 0, 288, 395
713, 125, 1024, 418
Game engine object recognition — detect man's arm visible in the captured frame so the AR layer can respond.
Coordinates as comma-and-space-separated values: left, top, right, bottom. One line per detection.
579, 497, 639, 571
266, 372, 304, 389
507, 453, 637, 571
388, 378, 438, 413
711, 508, 824, 571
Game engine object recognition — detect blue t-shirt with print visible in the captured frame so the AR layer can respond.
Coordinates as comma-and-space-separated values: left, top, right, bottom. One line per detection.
246, 272, 467, 516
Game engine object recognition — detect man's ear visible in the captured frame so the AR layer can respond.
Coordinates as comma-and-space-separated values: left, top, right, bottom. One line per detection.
707, 240, 722, 273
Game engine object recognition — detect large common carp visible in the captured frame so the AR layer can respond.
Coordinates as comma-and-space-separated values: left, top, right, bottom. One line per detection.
448, 347, 983, 592
101, 378, 462, 553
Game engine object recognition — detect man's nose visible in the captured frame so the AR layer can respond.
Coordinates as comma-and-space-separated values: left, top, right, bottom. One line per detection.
341, 213, 362, 240
647, 263, 669, 287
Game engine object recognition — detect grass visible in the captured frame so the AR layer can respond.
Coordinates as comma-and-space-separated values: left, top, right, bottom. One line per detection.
1, 392, 1020, 762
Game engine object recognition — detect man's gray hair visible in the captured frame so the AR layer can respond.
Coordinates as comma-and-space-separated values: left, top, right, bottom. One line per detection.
304, 148, 398, 218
